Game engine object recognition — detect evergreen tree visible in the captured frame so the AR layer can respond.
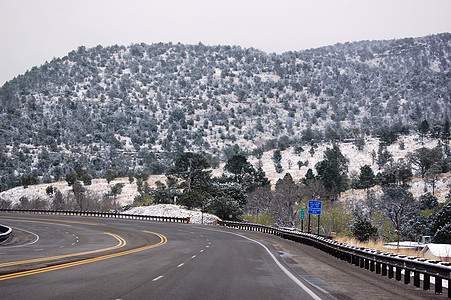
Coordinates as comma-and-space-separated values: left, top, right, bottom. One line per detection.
302, 168, 315, 186
353, 217, 378, 242
167, 152, 211, 193
105, 168, 118, 184
441, 118, 450, 144
224, 154, 254, 184
206, 183, 247, 221
432, 202, 451, 243
358, 165, 375, 189
315, 146, 349, 200
65, 171, 78, 186
418, 120, 430, 143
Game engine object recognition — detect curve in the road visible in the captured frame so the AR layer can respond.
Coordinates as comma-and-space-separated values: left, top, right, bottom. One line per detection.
0, 232, 125, 268
0, 227, 167, 281
3, 214, 434, 299
0, 217, 167, 281
1, 226, 40, 247
1, 215, 99, 226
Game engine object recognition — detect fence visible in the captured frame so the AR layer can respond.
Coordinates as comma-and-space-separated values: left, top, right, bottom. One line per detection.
218, 220, 451, 298
0, 209, 190, 223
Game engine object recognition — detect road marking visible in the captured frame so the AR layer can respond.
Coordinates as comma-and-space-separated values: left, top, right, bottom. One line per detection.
191, 255, 196, 259
34, 249, 44, 252
152, 275, 164, 282
0, 226, 40, 248
196, 226, 323, 300
0, 216, 99, 226
0, 232, 125, 268
177, 263, 184, 268
200, 249, 204, 253
232, 232, 322, 300
0, 231, 167, 281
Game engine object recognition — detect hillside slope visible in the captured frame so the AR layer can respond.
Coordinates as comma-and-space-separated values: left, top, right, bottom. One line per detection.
0, 33, 450, 191
1, 135, 448, 208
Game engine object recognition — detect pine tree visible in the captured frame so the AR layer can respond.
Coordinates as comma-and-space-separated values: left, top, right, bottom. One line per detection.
315, 146, 349, 200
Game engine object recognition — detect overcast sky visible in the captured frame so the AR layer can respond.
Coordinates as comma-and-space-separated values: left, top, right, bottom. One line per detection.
1, 0, 450, 85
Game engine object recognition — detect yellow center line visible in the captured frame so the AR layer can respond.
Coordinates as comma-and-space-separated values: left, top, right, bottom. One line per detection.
0, 233, 125, 268
0, 215, 99, 226
0, 231, 167, 281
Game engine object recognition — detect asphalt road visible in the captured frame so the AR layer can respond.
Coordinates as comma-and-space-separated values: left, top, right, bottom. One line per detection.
0, 213, 445, 299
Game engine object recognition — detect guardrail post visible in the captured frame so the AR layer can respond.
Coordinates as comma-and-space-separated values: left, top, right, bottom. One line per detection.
395, 267, 401, 281
423, 274, 430, 290
404, 269, 410, 284
376, 261, 381, 274
448, 279, 450, 298
434, 276, 442, 295
413, 271, 420, 287
388, 265, 394, 279
381, 263, 387, 277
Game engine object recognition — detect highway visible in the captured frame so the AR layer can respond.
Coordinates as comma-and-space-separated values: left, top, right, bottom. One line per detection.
0, 213, 442, 299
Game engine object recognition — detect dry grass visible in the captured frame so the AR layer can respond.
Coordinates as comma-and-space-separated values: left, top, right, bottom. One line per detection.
334, 237, 440, 260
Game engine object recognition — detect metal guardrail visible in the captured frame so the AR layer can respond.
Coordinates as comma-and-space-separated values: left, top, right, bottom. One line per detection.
0, 224, 12, 243
0, 209, 190, 223
218, 220, 451, 298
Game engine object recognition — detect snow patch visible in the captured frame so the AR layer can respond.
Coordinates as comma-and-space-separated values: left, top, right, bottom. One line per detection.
125, 204, 219, 225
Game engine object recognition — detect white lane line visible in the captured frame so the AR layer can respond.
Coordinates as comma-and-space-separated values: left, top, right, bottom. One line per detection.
196, 226, 323, 300
1, 226, 40, 248
152, 276, 164, 282
206, 245, 210, 248
191, 255, 197, 259
177, 263, 185, 268
200, 249, 204, 253
34, 249, 44, 251
232, 232, 322, 300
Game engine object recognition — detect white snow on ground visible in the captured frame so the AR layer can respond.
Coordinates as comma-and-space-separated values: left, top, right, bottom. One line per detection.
421, 244, 451, 258
125, 204, 219, 225
1, 135, 449, 211
0, 176, 166, 207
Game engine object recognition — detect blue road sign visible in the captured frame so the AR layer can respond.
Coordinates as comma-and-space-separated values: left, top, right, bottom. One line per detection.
308, 200, 322, 215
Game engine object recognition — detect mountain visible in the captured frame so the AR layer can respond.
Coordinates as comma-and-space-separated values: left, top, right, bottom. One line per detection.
0, 33, 450, 191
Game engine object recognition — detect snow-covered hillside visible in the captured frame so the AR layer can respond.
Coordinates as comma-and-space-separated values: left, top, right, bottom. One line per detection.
1, 135, 449, 209
1, 34, 450, 193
